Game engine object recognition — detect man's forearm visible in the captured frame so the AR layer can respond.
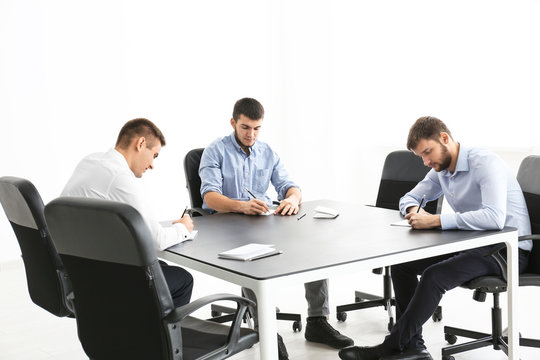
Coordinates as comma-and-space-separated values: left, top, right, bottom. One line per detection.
285, 187, 302, 204
204, 191, 243, 213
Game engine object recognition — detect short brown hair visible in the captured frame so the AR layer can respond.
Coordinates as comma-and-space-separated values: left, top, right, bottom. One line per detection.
232, 98, 264, 121
407, 116, 452, 150
115, 118, 166, 149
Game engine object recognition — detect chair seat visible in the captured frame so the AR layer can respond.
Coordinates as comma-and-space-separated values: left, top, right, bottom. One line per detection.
461, 273, 540, 293
181, 316, 258, 360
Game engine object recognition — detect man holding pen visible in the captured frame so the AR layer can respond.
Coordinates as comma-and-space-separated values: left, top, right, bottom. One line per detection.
339, 116, 532, 360
199, 98, 353, 359
61, 118, 195, 309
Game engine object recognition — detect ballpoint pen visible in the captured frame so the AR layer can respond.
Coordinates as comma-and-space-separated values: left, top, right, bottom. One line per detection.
297, 213, 306, 220
417, 194, 426, 213
244, 187, 257, 199
181, 206, 188, 218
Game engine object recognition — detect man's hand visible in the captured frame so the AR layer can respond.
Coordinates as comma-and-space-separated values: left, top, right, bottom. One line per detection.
173, 214, 194, 232
274, 197, 299, 216
404, 212, 441, 229
241, 199, 270, 215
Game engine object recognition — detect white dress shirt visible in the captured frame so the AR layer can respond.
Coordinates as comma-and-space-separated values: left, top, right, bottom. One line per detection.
61, 148, 189, 251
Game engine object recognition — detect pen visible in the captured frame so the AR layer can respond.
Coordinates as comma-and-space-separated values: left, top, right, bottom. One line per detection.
181, 206, 188, 218
244, 187, 257, 199
248, 250, 283, 261
417, 194, 426, 213
297, 213, 306, 221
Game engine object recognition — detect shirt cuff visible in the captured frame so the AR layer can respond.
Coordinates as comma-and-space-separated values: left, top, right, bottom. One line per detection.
440, 213, 458, 230
400, 201, 417, 216
173, 222, 190, 240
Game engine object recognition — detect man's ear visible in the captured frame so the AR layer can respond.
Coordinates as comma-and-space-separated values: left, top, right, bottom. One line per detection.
230, 117, 236, 129
135, 137, 146, 152
439, 132, 450, 144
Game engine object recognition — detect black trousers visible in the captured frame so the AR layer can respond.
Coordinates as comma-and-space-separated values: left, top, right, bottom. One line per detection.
159, 260, 194, 308
382, 245, 529, 352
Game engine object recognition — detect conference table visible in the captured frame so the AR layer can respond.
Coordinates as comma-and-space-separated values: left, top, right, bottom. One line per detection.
158, 200, 520, 360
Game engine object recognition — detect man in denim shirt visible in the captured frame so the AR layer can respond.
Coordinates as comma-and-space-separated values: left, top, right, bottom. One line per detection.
200, 98, 353, 359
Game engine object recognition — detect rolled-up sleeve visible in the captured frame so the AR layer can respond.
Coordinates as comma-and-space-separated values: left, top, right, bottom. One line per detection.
199, 144, 224, 198
271, 151, 299, 200
399, 170, 443, 215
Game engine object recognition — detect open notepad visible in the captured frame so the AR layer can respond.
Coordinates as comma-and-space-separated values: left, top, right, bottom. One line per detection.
218, 243, 282, 261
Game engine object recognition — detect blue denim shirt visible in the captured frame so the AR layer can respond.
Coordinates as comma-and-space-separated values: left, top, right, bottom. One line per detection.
199, 132, 299, 212
400, 145, 532, 251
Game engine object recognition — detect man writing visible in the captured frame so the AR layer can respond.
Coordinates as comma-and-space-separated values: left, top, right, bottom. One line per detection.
339, 116, 532, 360
61, 118, 195, 308
199, 98, 353, 359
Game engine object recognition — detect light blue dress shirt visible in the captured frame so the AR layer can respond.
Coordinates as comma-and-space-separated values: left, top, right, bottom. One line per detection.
199, 133, 299, 212
400, 145, 532, 251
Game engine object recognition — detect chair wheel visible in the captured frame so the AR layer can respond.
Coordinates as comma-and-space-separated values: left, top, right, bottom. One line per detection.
387, 317, 394, 332
432, 306, 442, 322
211, 311, 221, 317
293, 320, 302, 332
445, 333, 457, 345
337, 312, 347, 322
442, 356, 454, 360
355, 297, 363, 303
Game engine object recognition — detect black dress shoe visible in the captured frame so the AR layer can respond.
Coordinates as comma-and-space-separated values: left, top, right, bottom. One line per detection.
381, 348, 433, 360
338, 345, 385, 360
304, 316, 354, 349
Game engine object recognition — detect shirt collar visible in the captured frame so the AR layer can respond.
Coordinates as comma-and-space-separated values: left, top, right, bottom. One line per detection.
441, 143, 469, 177
109, 148, 133, 173
228, 132, 258, 155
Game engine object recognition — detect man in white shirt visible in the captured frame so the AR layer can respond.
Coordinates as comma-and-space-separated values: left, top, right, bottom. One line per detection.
62, 118, 194, 307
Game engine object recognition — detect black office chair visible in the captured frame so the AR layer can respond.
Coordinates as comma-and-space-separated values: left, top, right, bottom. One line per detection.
336, 150, 443, 330
44, 196, 259, 360
184, 148, 210, 217
0, 176, 73, 318
184, 148, 302, 332
441, 155, 540, 360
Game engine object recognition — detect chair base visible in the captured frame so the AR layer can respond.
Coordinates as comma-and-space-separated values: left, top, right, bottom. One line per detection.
336, 266, 396, 331
209, 304, 302, 332
441, 292, 540, 360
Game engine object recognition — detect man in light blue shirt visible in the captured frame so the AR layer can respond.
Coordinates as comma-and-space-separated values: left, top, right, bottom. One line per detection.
200, 98, 353, 359
340, 116, 532, 360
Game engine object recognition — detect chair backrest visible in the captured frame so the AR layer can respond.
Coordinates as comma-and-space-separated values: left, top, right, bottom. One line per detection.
517, 155, 540, 275
44, 197, 175, 359
376, 150, 443, 214
0, 176, 73, 317
184, 148, 205, 209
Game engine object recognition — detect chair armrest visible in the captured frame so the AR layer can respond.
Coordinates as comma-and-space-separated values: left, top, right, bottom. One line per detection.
189, 207, 210, 217
162, 293, 255, 358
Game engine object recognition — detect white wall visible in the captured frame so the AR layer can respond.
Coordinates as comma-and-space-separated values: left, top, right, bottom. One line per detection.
2, 0, 540, 262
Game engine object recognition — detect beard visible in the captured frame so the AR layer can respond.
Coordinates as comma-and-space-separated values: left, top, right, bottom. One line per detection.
433, 144, 452, 172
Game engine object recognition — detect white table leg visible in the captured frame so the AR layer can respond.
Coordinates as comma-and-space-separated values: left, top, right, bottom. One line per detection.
506, 236, 519, 360
253, 281, 278, 360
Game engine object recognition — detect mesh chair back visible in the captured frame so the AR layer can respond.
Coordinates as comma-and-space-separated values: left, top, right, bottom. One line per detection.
184, 148, 205, 209
375, 151, 443, 213
0, 176, 72, 317
517, 155, 540, 275
45, 197, 175, 359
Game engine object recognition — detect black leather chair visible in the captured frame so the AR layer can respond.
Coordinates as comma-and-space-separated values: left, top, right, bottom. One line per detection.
44, 196, 259, 360
336, 150, 443, 330
184, 148, 302, 332
441, 155, 540, 360
0, 176, 73, 317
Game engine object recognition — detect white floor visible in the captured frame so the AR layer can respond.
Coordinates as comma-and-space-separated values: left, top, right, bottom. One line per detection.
1, 258, 539, 360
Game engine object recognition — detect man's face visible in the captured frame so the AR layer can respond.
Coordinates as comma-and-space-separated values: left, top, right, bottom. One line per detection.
231, 114, 262, 149
132, 139, 161, 178
413, 138, 452, 172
